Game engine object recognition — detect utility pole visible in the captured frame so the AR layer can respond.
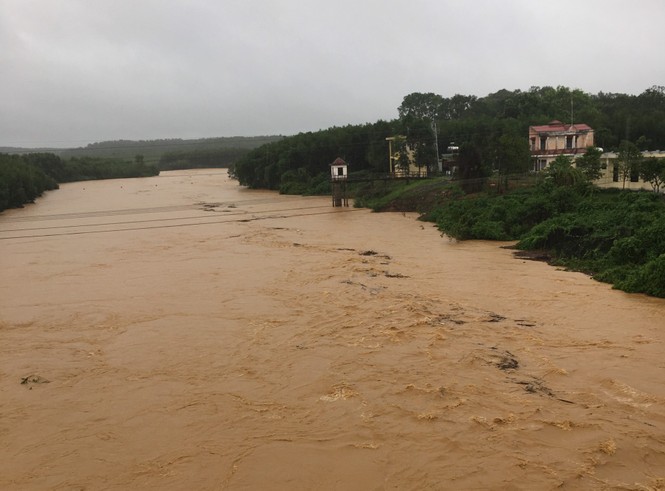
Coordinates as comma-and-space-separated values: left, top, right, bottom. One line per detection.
432, 121, 440, 173
386, 137, 394, 174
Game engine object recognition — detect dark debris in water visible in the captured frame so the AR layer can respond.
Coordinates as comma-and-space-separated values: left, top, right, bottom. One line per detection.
485, 313, 507, 323
20, 374, 50, 386
359, 250, 392, 260
384, 271, 409, 278
497, 355, 519, 371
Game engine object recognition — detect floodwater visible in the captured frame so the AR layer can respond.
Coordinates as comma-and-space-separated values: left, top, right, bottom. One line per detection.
1, 169, 664, 490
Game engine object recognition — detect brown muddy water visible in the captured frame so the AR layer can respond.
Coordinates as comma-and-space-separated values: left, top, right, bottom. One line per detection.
1, 170, 664, 490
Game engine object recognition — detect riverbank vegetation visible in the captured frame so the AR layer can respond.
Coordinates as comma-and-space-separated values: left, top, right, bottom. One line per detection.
0, 154, 59, 211
0, 152, 159, 212
352, 160, 665, 298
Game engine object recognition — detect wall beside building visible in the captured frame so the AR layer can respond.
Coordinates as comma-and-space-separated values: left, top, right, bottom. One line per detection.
595, 151, 665, 191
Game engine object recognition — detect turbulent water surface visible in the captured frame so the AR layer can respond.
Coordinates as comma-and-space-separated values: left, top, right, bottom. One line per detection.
1, 170, 664, 490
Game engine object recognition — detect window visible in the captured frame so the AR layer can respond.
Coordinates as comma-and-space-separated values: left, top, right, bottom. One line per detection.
337, 167, 344, 176
566, 135, 574, 149
540, 137, 547, 150
530, 137, 536, 150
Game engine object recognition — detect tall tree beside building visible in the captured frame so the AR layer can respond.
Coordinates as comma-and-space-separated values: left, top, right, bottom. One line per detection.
545, 155, 586, 187
639, 157, 665, 193
575, 147, 603, 181
616, 141, 642, 189
456, 143, 487, 192
398, 92, 445, 120
494, 134, 531, 191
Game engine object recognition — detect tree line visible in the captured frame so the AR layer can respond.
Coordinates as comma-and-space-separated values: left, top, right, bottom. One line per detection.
158, 147, 251, 170
0, 153, 159, 212
58, 136, 282, 163
231, 85, 665, 193
0, 154, 59, 211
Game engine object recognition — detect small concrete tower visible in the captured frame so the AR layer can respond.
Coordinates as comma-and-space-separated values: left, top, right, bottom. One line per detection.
330, 157, 349, 207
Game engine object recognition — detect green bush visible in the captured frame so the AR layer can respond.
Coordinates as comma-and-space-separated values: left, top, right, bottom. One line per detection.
426, 180, 665, 298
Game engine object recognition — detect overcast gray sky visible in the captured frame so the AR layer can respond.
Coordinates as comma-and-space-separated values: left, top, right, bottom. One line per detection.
1, 0, 664, 148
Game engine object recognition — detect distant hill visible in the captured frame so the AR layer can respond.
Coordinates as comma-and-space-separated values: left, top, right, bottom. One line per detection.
0, 146, 62, 155
1, 136, 283, 164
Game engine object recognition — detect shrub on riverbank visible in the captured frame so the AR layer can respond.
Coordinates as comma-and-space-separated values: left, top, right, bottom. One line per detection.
425, 182, 665, 297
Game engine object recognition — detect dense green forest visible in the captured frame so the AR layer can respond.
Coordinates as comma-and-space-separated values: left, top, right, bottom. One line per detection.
232, 85, 665, 193
59, 136, 282, 163
0, 153, 159, 212
0, 154, 59, 211
231, 122, 395, 191
158, 147, 251, 170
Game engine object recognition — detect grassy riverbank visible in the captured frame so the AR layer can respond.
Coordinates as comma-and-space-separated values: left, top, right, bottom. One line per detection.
355, 177, 665, 298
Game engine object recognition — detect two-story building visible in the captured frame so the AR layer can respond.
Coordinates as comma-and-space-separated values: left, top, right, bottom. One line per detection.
529, 120, 594, 171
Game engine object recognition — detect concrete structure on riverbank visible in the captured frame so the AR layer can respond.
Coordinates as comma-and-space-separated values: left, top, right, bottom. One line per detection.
330, 157, 349, 207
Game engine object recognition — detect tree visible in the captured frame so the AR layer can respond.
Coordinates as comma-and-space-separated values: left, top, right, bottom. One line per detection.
545, 155, 585, 187
443, 94, 478, 119
616, 141, 642, 189
22, 152, 67, 182
391, 137, 410, 174
575, 147, 603, 181
456, 143, 486, 192
398, 92, 445, 120
399, 117, 436, 173
639, 157, 665, 193
494, 134, 531, 191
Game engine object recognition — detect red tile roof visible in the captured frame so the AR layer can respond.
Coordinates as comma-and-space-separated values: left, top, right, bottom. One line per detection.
530, 121, 593, 133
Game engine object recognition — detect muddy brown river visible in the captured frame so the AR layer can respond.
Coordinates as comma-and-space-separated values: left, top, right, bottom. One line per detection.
1, 170, 664, 490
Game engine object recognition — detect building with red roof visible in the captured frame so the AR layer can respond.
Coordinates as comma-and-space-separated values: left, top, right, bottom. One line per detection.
529, 120, 594, 171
